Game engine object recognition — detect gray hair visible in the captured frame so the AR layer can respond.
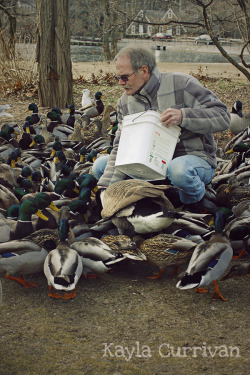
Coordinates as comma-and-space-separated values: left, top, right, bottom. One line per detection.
115, 46, 156, 74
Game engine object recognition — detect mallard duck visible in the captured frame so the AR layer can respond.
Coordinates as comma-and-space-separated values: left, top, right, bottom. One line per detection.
225, 142, 250, 157
26, 103, 41, 125
0, 248, 48, 288
0, 163, 18, 190
29, 134, 46, 150
215, 175, 250, 208
221, 260, 250, 280
13, 178, 33, 200
0, 206, 75, 256
26, 103, 40, 124
133, 233, 197, 279
70, 236, 145, 278
84, 91, 104, 118
50, 150, 74, 183
100, 104, 116, 133
77, 173, 98, 194
6, 148, 21, 168
67, 118, 84, 144
0, 124, 20, 148
89, 118, 103, 138
229, 101, 250, 136
38, 116, 55, 144
18, 122, 35, 150
176, 209, 234, 301
46, 111, 73, 140
5, 203, 20, 219
24, 192, 60, 231
61, 104, 75, 127
43, 207, 83, 299
100, 179, 203, 235
0, 198, 48, 242
61, 104, 83, 127
0, 206, 74, 288
225, 215, 250, 255
232, 200, 250, 217
0, 184, 19, 210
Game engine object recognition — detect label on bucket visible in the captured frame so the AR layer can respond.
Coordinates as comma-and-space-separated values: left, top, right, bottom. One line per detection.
148, 129, 175, 170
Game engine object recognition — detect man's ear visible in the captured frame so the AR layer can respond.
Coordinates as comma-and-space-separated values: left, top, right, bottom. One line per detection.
140, 65, 150, 78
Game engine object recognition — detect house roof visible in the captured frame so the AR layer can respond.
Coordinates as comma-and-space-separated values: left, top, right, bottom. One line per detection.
144, 10, 172, 23
126, 9, 178, 33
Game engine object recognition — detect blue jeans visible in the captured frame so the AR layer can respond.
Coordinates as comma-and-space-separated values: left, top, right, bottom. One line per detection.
92, 154, 215, 204
92, 155, 109, 180
166, 155, 215, 204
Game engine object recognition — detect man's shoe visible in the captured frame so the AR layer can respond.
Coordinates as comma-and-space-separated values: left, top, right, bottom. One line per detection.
183, 197, 218, 214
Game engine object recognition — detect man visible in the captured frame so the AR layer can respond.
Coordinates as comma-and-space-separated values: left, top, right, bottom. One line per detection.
92, 46, 230, 213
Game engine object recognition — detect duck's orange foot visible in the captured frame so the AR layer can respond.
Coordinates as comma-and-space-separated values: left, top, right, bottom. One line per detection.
48, 286, 76, 299
62, 290, 76, 299
48, 291, 63, 299
83, 273, 98, 279
232, 249, 246, 259
147, 269, 165, 279
6, 274, 38, 288
212, 280, 228, 301
196, 287, 209, 294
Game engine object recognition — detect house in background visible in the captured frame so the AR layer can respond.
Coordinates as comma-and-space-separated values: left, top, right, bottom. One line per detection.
125, 9, 182, 38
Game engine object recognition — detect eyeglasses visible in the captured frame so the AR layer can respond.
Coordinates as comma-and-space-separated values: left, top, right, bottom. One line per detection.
114, 71, 136, 82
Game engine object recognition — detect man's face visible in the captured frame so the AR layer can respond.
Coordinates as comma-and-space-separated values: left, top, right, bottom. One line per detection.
115, 55, 149, 95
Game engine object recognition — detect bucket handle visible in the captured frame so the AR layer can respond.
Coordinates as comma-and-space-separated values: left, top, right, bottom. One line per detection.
132, 108, 161, 122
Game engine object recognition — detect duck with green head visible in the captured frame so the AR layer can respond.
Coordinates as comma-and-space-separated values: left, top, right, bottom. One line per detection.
43, 206, 83, 299
0, 206, 73, 289
26, 103, 40, 125
0, 198, 48, 242
176, 208, 234, 301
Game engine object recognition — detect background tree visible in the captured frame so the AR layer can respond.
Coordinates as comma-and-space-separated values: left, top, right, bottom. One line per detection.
101, 0, 120, 60
36, 0, 73, 107
188, 0, 250, 80
0, 0, 18, 58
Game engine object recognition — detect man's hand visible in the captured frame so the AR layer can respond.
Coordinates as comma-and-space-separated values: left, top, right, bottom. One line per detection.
160, 108, 182, 128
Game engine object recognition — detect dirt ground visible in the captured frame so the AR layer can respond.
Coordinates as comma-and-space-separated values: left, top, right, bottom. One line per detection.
0, 63, 250, 375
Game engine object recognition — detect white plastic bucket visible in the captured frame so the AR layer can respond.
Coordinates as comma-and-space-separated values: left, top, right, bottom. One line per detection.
115, 110, 181, 181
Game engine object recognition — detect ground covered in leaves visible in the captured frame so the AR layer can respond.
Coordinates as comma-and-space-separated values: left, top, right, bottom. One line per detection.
0, 72, 250, 375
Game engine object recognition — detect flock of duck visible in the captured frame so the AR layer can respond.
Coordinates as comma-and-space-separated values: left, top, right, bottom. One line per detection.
0, 98, 249, 307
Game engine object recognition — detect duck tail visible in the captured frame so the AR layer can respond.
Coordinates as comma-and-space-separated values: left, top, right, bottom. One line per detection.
176, 272, 203, 290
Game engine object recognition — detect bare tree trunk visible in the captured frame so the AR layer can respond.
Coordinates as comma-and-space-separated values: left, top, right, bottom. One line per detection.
102, 0, 119, 61
36, 0, 73, 108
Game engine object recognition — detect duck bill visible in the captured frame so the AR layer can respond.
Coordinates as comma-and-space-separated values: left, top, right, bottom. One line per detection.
51, 149, 56, 157
29, 140, 35, 147
54, 157, 59, 163
11, 160, 16, 168
49, 202, 60, 212
225, 149, 233, 154
26, 127, 31, 134
35, 210, 49, 221
80, 155, 85, 163
74, 187, 79, 194
107, 124, 113, 131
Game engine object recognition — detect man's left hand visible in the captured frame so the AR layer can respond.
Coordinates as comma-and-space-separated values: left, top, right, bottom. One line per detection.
160, 108, 182, 128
